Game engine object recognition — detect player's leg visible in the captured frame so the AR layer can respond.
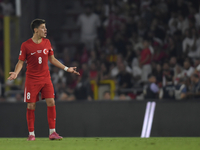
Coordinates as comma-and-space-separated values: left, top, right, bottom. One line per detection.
46, 98, 56, 134
45, 98, 62, 140
24, 84, 41, 141
27, 102, 36, 141
42, 82, 62, 140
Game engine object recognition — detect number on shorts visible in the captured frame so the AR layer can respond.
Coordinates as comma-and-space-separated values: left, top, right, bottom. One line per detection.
38, 57, 42, 64
27, 92, 31, 100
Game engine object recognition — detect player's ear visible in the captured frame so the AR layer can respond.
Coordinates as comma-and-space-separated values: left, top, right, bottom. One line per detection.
34, 28, 38, 33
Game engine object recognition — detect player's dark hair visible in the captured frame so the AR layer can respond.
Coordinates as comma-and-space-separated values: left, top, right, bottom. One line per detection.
30, 19, 46, 33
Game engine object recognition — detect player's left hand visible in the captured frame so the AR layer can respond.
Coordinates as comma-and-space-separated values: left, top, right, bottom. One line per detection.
67, 67, 80, 75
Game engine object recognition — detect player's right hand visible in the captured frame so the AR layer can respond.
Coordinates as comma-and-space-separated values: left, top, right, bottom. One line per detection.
7, 72, 18, 80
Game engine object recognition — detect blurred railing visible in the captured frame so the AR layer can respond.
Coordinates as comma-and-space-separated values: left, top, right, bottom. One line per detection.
0, 83, 23, 97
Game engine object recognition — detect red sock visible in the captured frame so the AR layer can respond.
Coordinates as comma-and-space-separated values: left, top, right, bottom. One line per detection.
47, 105, 56, 129
26, 108, 35, 132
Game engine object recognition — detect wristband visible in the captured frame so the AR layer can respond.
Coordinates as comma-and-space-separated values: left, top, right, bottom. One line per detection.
64, 66, 69, 71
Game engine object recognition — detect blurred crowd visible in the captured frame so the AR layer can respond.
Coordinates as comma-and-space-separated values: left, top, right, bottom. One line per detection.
1, 0, 200, 102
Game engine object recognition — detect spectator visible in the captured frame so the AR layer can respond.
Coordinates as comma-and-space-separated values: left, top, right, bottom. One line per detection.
116, 63, 133, 90
159, 74, 175, 100
182, 28, 200, 59
131, 49, 142, 82
152, 63, 162, 86
77, 4, 101, 50
124, 42, 137, 67
89, 61, 98, 81
186, 73, 200, 99
162, 62, 174, 86
74, 72, 93, 101
150, 18, 166, 41
103, 91, 111, 100
194, 5, 200, 28
79, 63, 89, 77
139, 40, 152, 83
168, 12, 178, 35
104, 5, 126, 38
136, 19, 147, 37
111, 54, 132, 78
114, 92, 131, 101
51, 66, 67, 95
15, 93, 23, 102
175, 77, 187, 100
173, 64, 183, 85
175, 0, 189, 16
118, 93, 131, 101
143, 74, 159, 99
98, 62, 110, 81
59, 92, 75, 101
177, 13, 189, 34
74, 43, 89, 64
113, 32, 127, 57
0, 0, 14, 16
152, 41, 168, 63
169, 56, 178, 73
88, 50, 97, 66
165, 36, 178, 57
105, 44, 117, 63
181, 59, 195, 78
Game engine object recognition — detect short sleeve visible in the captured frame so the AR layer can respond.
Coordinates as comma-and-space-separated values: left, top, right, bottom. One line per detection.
18, 43, 26, 61
48, 40, 54, 56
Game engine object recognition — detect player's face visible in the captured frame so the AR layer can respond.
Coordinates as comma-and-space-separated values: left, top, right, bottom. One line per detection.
35, 23, 47, 38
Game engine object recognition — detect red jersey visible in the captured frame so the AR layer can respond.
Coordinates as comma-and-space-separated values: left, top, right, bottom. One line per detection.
140, 48, 151, 65
19, 38, 54, 84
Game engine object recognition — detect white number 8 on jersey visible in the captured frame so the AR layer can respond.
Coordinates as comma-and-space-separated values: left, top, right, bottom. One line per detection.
27, 92, 31, 100
38, 57, 42, 64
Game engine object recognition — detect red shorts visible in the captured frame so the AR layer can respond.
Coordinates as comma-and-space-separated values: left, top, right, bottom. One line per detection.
24, 81, 55, 103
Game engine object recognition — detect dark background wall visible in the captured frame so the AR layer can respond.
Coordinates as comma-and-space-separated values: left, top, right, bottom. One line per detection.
151, 101, 200, 137
1, 101, 200, 137
0, 101, 146, 137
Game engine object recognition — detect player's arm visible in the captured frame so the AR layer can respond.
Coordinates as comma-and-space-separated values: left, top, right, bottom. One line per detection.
8, 60, 24, 80
48, 55, 80, 75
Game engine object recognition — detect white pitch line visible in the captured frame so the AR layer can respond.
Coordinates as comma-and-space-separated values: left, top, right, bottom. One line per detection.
141, 102, 151, 138
145, 102, 156, 138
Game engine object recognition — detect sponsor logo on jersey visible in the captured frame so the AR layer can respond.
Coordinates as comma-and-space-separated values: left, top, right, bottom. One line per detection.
43, 48, 48, 55
31, 52, 36, 55
19, 50, 22, 55
37, 50, 42, 53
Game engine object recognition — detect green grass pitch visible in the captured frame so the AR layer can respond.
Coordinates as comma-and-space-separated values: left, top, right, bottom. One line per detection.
0, 137, 200, 150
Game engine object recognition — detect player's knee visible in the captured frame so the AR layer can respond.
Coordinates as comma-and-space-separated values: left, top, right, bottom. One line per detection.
27, 103, 36, 110
46, 99, 55, 106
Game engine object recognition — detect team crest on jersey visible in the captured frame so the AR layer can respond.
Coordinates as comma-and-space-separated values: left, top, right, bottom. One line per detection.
37, 50, 42, 53
43, 49, 48, 55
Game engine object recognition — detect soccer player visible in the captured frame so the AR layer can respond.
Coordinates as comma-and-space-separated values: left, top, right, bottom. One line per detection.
7, 19, 80, 141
